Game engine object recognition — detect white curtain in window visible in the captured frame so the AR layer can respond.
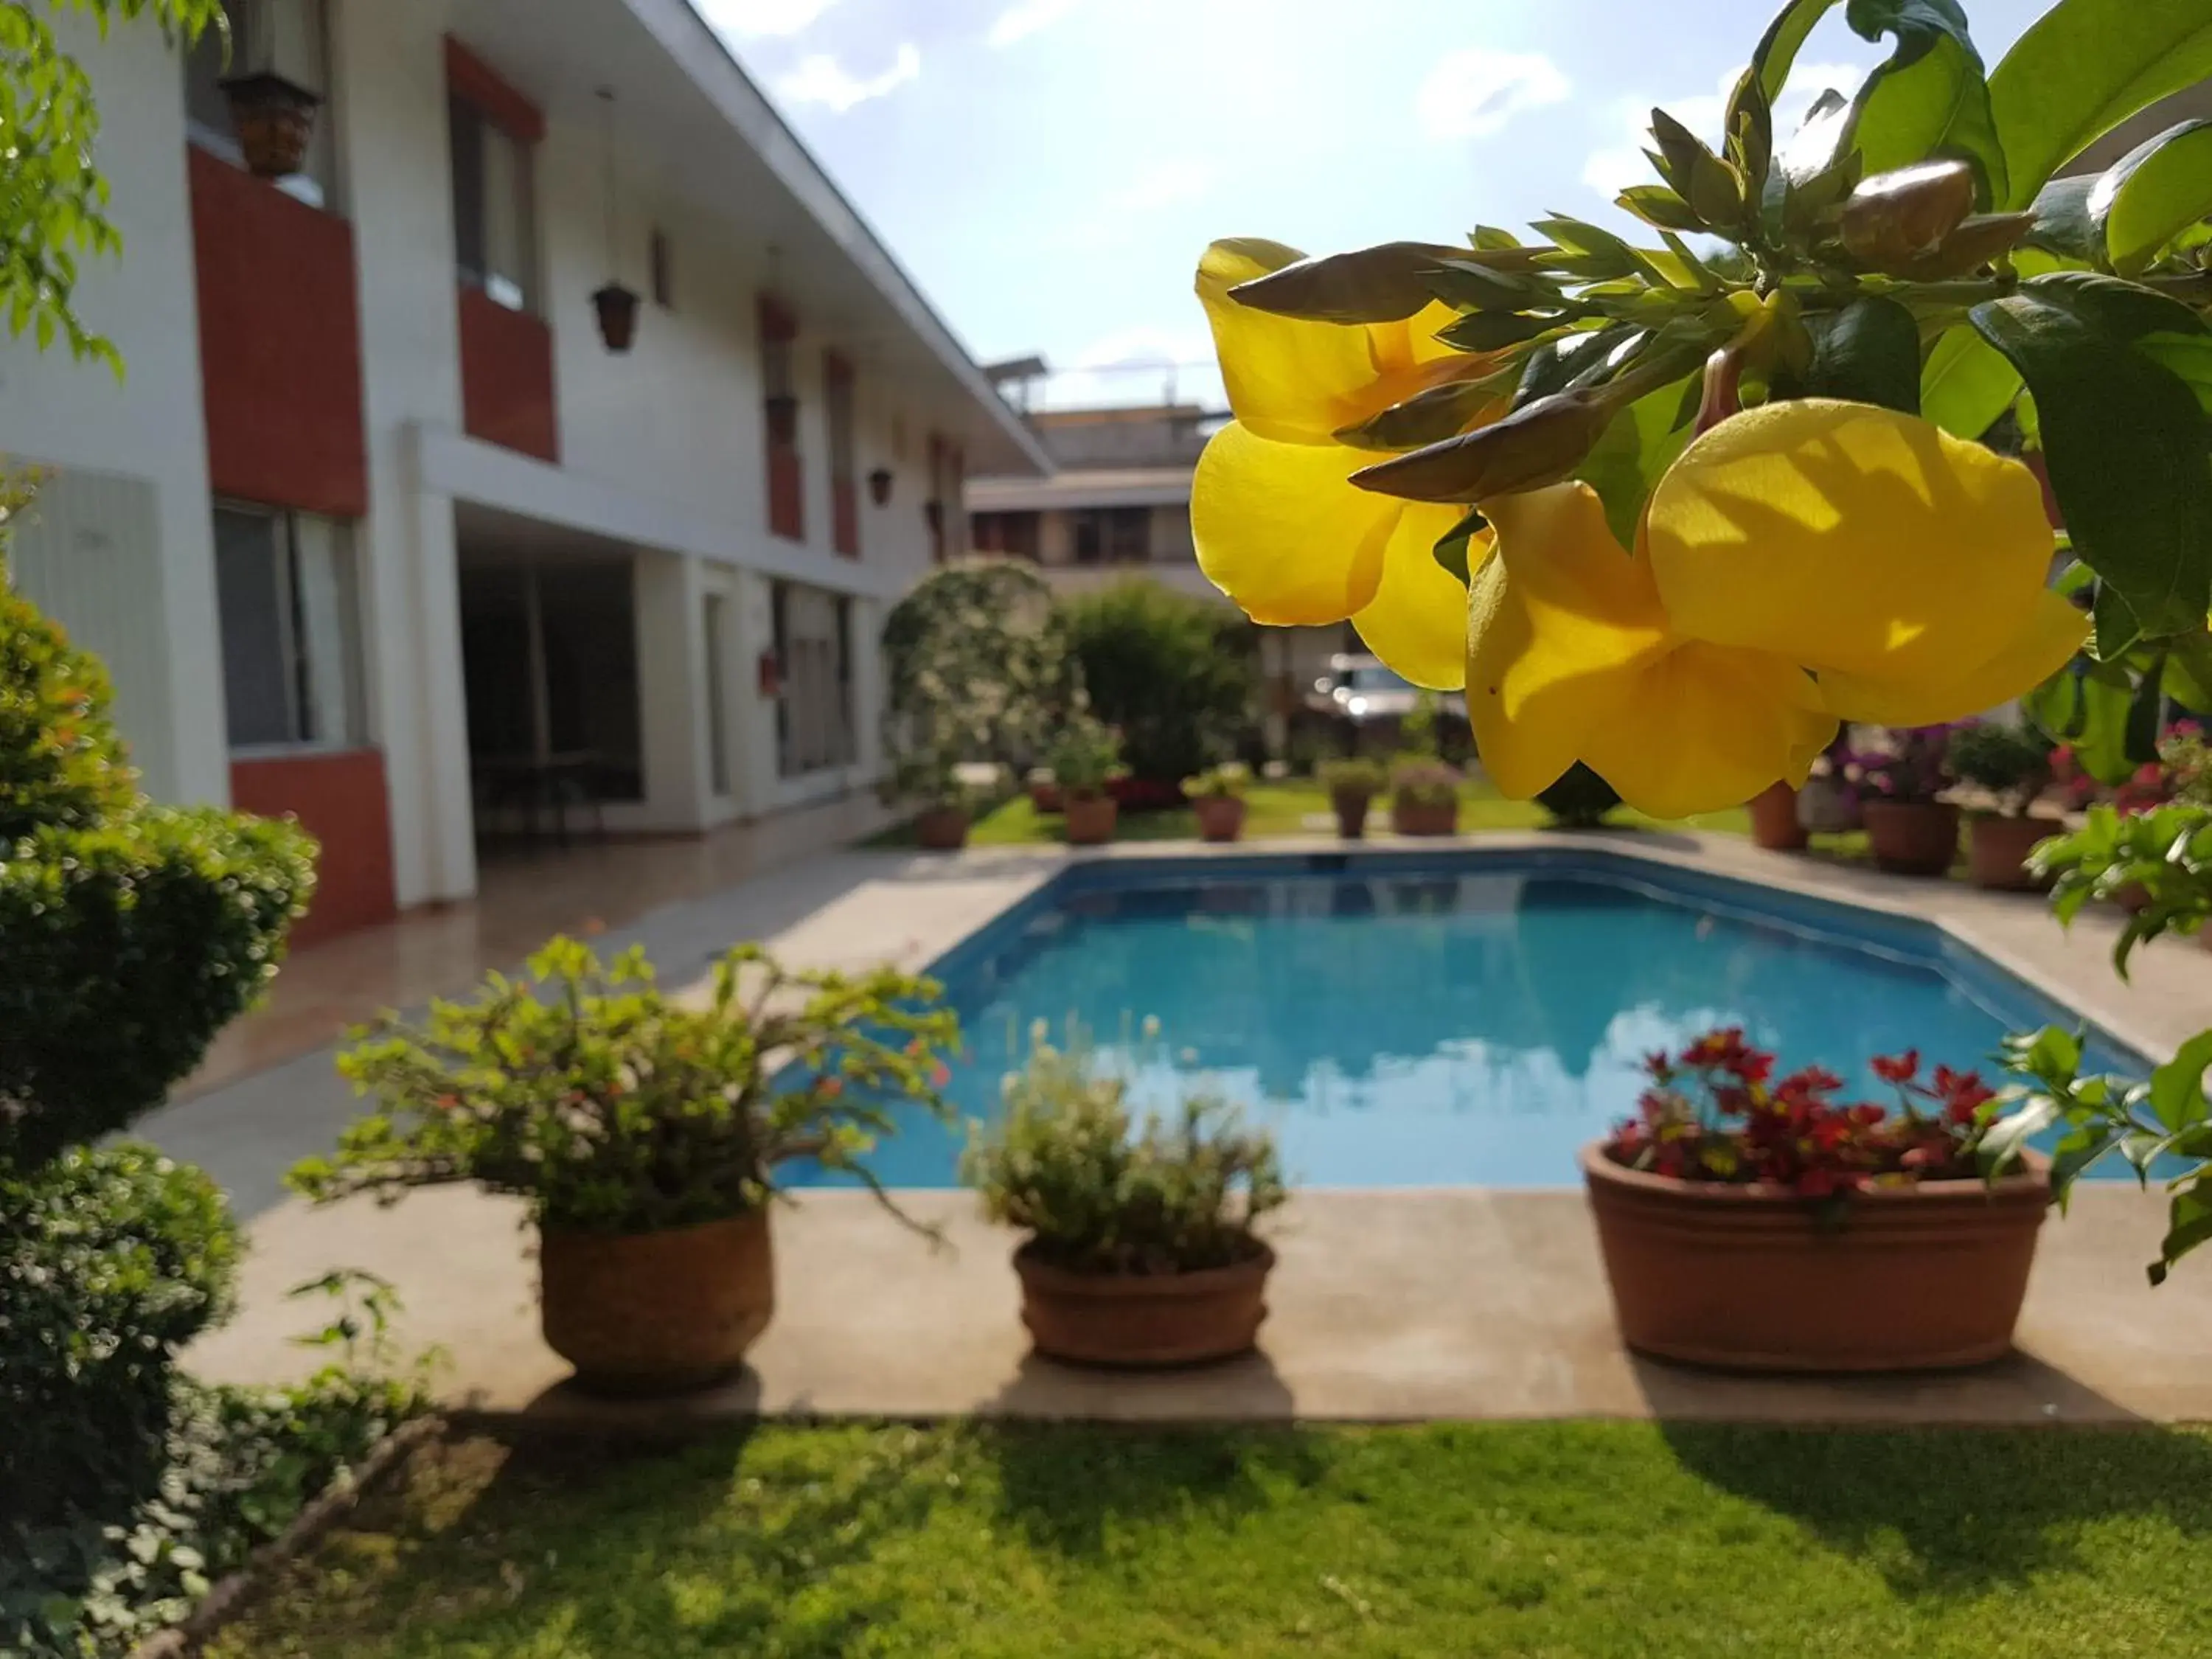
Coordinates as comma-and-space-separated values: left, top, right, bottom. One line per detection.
292, 513, 361, 748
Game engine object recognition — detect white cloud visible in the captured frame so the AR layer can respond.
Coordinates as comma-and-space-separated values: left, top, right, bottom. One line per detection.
773, 44, 921, 113
1581, 60, 1867, 199
1414, 49, 1571, 142
988, 0, 1079, 49
1107, 159, 1218, 215
694, 0, 838, 39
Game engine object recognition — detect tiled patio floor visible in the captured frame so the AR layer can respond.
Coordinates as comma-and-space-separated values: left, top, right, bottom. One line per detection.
166, 829, 2212, 1425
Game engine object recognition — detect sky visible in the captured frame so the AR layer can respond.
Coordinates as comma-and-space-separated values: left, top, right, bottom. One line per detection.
694, 0, 2056, 413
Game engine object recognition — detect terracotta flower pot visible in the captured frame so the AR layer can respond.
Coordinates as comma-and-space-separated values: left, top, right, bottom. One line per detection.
1968, 813, 2062, 891
1194, 795, 1246, 843
1063, 793, 1118, 845
1861, 799, 1961, 876
1330, 787, 1372, 840
913, 805, 970, 851
1581, 1144, 2048, 1372
1028, 780, 1063, 814
1749, 782, 1809, 852
1015, 1244, 1273, 1367
222, 72, 321, 179
1391, 794, 1459, 837
539, 1210, 773, 1396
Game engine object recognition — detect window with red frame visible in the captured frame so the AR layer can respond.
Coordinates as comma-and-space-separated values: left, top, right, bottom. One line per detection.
761, 296, 803, 541
825, 351, 859, 557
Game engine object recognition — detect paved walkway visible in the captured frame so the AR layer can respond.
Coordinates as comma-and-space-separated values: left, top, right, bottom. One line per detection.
168, 830, 2212, 1423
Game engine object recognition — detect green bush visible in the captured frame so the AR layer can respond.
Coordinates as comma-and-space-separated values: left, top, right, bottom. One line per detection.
294, 937, 961, 1235
1059, 581, 1254, 785
1947, 720, 2052, 814
1318, 755, 1386, 797
1537, 763, 1622, 827
0, 570, 137, 840
962, 1033, 1286, 1275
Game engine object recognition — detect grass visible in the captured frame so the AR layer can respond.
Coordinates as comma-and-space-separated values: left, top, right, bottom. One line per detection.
210, 1420, 2212, 1658
869, 778, 1755, 848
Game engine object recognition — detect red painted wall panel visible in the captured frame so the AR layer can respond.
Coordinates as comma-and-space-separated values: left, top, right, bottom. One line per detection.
445, 35, 545, 143
831, 479, 859, 558
229, 748, 398, 949
768, 444, 804, 540
189, 147, 368, 518
458, 285, 560, 463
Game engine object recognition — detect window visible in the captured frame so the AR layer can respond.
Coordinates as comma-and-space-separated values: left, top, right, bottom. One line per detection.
450, 97, 538, 313
703, 591, 731, 797
825, 352, 858, 557
212, 504, 364, 751
972, 511, 1040, 558
1071, 507, 1150, 565
760, 296, 804, 540
183, 0, 338, 209
772, 581, 856, 777
650, 229, 674, 309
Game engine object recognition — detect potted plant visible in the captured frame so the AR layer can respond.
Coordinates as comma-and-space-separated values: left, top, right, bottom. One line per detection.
1026, 766, 1062, 815
592, 282, 641, 353
1585, 1029, 2045, 1371
1051, 717, 1124, 846
1182, 762, 1251, 842
1749, 781, 1809, 851
962, 1030, 1286, 1367
220, 71, 322, 179
888, 748, 981, 851
1947, 721, 2058, 890
1388, 757, 1461, 836
291, 937, 960, 1397
1857, 726, 1960, 876
1317, 756, 1382, 839
1537, 762, 1621, 829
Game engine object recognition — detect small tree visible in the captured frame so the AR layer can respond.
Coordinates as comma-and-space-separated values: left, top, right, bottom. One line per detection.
1059, 580, 1255, 785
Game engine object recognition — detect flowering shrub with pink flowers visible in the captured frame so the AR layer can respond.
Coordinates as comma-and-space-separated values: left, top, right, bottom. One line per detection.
1851, 726, 1957, 807
1607, 1029, 2006, 1200
291, 936, 960, 1234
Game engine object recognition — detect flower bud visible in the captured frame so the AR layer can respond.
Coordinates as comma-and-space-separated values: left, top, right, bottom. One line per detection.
1349, 392, 1612, 504
1839, 161, 1977, 269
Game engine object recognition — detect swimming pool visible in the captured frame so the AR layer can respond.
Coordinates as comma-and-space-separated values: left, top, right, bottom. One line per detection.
791, 849, 2146, 1190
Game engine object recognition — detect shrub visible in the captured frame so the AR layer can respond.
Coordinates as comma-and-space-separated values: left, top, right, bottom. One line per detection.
1059, 580, 1254, 785
1180, 761, 1251, 799
1607, 1029, 2005, 1199
1318, 756, 1385, 797
1537, 762, 1620, 827
962, 1033, 1285, 1275
2031, 802, 2212, 974
1389, 756, 1461, 807
1947, 721, 2051, 815
1046, 716, 1124, 802
293, 936, 961, 1234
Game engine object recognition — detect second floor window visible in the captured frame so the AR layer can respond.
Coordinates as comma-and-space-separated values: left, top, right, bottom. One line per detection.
451, 96, 538, 313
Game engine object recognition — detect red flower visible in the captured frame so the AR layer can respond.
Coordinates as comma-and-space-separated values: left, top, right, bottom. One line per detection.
930, 1061, 953, 1088
1933, 1065, 1996, 1123
1871, 1051, 1919, 1085
816, 1075, 845, 1100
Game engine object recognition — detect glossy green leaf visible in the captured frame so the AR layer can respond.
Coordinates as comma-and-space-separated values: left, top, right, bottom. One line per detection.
2024, 173, 2101, 261
2138, 330, 2212, 416
2153, 1177, 2212, 1284
1578, 375, 1697, 546
1617, 185, 1705, 233
1753, 0, 1840, 103
1989, 0, 2212, 211
1970, 273, 2212, 643
1432, 508, 1486, 583
2149, 1029, 2212, 1132
2107, 120, 2212, 274
1920, 325, 2026, 438
1796, 295, 1921, 412
1851, 32, 2008, 208
2025, 654, 2149, 785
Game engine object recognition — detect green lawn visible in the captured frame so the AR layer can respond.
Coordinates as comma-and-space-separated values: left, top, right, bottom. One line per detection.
211, 1421, 2212, 1658
870, 779, 1754, 847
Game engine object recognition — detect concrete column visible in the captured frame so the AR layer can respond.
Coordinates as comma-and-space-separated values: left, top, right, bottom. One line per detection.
631, 548, 709, 830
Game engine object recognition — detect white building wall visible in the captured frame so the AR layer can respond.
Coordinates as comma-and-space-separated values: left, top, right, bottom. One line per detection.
0, 13, 224, 806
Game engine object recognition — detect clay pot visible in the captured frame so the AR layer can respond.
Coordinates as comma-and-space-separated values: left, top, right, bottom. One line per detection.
1749, 782, 1809, 852
1330, 788, 1372, 840
222, 72, 321, 179
1862, 799, 1961, 876
1015, 1244, 1273, 1367
592, 282, 640, 353
1796, 773, 1863, 834
1391, 794, 1460, 837
1028, 780, 1063, 814
1193, 795, 1246, 843
1063, 793, 1118, 845
1968, 813, 2062, 891
914, 805, 970, 851
539, 1210, 773, 1396
1581, 1144, 2048, 1372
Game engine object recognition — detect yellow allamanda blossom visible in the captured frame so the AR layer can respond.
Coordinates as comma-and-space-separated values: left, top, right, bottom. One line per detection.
1469, 400, 2089, 818
1189, 239, 1488, 689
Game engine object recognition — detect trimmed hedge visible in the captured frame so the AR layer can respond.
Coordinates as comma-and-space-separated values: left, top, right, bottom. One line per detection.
1060, 581, 1256, 787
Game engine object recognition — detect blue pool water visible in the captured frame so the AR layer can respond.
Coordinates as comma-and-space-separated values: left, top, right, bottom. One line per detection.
791, 852, 2146, 1189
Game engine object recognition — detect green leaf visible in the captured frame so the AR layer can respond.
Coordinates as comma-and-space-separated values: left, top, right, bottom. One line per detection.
1919, 323, 2021, 437
2153, 1174, 2212, 1283
2140, 329, 2212, 417
1851, 32, 2008, 208
2148, 1029, 2212, 1132
1797, 295, 1921, 412
2106, 120, 2212, 274
1753, 0, 1840, 104
1617, 185, 1705, 232
2024, 173, 2101, 261
2025, 654, 2149, 785
1577, 375, 1697, 546
1432, 508, 1486, 583
1989, 0, 2212, 212
1336, 376, 1504, 453
1969, 273, 2212, 640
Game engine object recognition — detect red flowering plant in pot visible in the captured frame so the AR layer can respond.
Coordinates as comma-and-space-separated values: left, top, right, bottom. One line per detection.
1584, 1028, 2048, 1372
1855, 726, 1961, 876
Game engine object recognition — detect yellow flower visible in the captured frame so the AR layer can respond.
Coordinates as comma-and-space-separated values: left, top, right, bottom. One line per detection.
1469, 399, 2088, 819
1190, 239, 1490, 689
